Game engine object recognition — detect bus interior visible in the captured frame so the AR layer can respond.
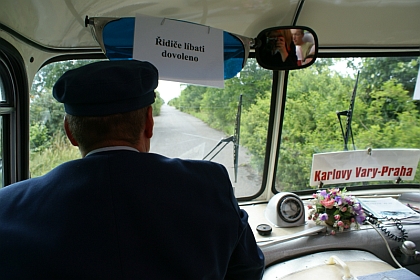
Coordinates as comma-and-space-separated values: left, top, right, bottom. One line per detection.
1, 0, 420, 278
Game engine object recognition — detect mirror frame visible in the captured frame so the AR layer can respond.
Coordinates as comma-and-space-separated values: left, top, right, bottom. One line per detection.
254, 26, 318, 71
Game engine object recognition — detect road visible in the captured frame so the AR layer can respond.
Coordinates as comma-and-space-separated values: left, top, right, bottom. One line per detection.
150, 105, 261, 197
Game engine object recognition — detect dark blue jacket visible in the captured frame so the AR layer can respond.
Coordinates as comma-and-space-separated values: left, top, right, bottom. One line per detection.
0, 150, 264, 279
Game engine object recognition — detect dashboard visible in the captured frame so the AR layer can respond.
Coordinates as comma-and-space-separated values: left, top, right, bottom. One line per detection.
241, 192, 420, 279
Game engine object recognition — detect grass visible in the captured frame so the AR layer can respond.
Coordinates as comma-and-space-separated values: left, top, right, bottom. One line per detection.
30, 135, 80, 178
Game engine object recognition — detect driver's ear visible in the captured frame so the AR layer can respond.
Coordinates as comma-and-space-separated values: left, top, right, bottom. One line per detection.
144, 106, 154, 139
64, 116, 79, 146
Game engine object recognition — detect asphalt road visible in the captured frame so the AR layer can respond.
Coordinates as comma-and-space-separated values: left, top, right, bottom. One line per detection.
150, 104, 262, 197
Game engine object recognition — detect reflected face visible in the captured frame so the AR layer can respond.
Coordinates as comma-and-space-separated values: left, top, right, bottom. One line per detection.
292, 29, 304, 45
267, 30, 285, 49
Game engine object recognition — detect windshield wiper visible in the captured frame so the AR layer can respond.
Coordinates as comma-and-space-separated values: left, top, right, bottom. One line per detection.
337, 71, 360, 151
202, 94, 243, 183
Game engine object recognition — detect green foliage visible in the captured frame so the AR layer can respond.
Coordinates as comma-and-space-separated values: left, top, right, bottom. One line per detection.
30, 60, 99, 151
240, 92, 270, 171
168, 97, 178, 107
32, 60, 99, 91
29, 89, 65, 150
30, 122, 51, 152
172, 57, 420, 191
277, 58, 420, 191
355, 80, 420, 149
152, 91, 165, 116
29, 57, 420, 191
176, 85, 206, 113
359, 57, 419, 96
176, 60, 271, 135
30, 134, 80, 177
276, 67, 353, 191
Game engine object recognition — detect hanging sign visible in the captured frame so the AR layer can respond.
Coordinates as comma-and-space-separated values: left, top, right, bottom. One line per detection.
133, 14, 224, 88
310, 149, 420, 186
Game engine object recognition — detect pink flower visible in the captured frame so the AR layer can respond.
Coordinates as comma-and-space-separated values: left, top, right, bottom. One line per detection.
307, 205, 313, 209
337, 221, 344, 227
320, 198, 335, 209
340, 207, 347, 212
331, 230, 336, 235
334, 214, 340, 220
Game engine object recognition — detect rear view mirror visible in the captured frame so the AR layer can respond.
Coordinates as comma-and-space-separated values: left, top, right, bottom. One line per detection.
254, 26, 318, 71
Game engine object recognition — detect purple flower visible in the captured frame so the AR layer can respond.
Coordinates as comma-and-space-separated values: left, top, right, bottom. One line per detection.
344, 197, 352, 205
335, 196, 342, 205
319, 213, 328, 221
319, 190, 327, 198
355, 211, 366, 224
353, 203, 362, 212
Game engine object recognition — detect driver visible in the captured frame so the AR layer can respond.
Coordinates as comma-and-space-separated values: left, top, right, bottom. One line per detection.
0, 60, 265, 279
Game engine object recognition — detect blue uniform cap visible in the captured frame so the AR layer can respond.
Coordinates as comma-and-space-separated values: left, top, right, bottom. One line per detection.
53, 60, 158, 116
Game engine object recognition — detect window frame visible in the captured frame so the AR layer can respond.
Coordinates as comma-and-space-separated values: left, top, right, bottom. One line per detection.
0, 39, 30, 187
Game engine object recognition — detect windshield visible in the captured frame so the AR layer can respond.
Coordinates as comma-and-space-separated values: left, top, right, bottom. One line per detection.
29, 59, 269, 198
277, 57, 420, 192
29, 56, 420, 198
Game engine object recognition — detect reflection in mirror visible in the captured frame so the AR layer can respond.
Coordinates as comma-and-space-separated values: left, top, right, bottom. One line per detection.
255, 26, 318, 71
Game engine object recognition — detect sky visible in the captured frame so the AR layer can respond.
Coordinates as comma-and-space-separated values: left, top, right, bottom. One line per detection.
156, 80, 182, 103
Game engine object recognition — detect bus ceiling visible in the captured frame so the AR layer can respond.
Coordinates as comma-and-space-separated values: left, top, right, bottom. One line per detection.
1, 1, 419, 60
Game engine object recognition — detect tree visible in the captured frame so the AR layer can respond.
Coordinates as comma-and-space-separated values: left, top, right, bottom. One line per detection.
152, 91, 164, 116
30, 60, 99, 145
358, 57, 419, 95
176, 85, 206, 113
241, 92, 270, 172
354, 57, 420, 112
355, 80, 420, 149
275, 66, 356, 191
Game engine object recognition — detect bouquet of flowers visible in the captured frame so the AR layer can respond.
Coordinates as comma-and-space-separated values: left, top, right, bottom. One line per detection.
308, 188, 366, 234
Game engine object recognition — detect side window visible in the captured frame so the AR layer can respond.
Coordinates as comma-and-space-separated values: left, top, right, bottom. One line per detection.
30, 60, 98, 177
0, 39, 28, 187
0, 58, 15, 188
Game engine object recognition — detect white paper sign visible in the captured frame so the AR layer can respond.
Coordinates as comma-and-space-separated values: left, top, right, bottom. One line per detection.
310, 149, 420, 186
133, 14, 224, 88
358, 197, 420, 219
